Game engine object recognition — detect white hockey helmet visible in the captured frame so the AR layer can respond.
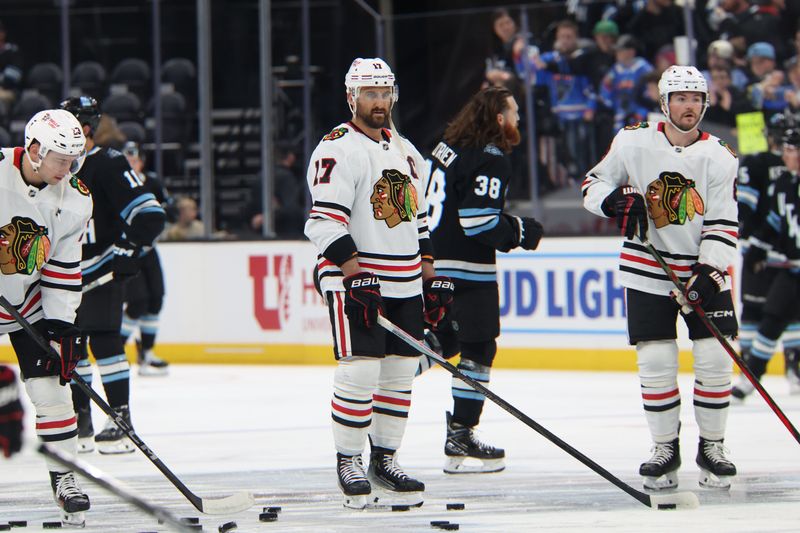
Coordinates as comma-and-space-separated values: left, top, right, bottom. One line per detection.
658, 65, 709, 133
24, 109, 86, 174
344, 57, 398, 114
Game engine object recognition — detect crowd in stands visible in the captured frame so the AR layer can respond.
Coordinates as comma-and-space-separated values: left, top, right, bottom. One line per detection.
486, 0, 800, 194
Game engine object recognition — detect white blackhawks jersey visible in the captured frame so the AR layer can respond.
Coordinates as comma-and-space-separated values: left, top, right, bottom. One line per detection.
304, 122, 430, 298
583, 122, 739, 296
0, 147, 93, 332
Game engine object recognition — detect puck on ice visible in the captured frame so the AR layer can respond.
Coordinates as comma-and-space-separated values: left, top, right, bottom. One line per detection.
657, 503, 677, 510
440, 525, 459, 531
391, 505, 410, 512
9, 521, 27, 527
446, 503, 465, 510
263, 506, 282, 513
180, 517, 200, 524
259, 512, 278, 522
42, 523, 62, 530
430, 520, 450, 527
218, 521, 237, 532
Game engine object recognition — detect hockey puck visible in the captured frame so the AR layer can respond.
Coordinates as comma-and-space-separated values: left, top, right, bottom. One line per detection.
391, 505, 411, 512
259, 512, 279, 522
42, 523, 62, 530
430, 520, 450, 527
9, 521, 27, 528
446, 503, 465, 510
263, 506, 282, 513
180, 517, 200, 524
657, 503, 677, 510
0, 525, 11, 531
218, 521, 237, 532
440, 525, 459, 531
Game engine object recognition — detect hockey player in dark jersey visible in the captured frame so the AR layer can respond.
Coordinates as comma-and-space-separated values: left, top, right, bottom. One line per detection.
421, 86, 544, 474
119, 142, 171, 376
733, 115, 800, 399
60, 96, 166, 454
738, 127, 800, 395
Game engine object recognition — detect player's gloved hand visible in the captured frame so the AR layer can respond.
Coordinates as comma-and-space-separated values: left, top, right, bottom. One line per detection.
112, 241, 141, 281
0, 365, 23, 458
601, 186, 648, 241
669, 288, 693, 315
684, 263, 725, 308
342, 272, 384, 329
743, 244, 768, 274
43, 320, 86, 386
509, 216, 544, 250
423, 276, 455, 330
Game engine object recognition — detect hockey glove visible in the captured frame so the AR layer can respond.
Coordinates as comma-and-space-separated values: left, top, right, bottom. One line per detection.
684, 263, 726, 308
423, 276, 455, 330
112, 241, 142, 281
43, 320, 87, 385
0, 365, 23, 458
601, 186, 649, 241
342, 272, 384, 329
509, 216, 544, 250
743, 244, 768, 274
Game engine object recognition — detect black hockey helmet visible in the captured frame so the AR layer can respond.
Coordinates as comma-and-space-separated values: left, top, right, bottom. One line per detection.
782, 127, 800, 148
60, 95, 101, 135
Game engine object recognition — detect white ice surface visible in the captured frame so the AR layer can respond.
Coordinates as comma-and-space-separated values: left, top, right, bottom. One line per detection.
1, 364, 799, 532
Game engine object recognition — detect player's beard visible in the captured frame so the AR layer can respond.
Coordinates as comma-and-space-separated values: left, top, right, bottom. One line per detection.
357, 106, 389, 130
504, 122, 521, 147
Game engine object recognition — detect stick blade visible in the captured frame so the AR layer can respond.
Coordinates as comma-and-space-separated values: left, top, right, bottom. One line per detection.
198, 491, 255, 514
648, 491, 699, 510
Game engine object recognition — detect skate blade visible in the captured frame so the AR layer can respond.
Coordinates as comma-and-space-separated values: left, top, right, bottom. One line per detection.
444, 456, 505, 474
698, 469, 732, 489
61, 510, 86, 528
365, 488, 423, 509
97, 440, 135, 455
138, 365, 169, 377
342, 494, 368, 510
642, 470, 679, 491
77, 438, 95, 454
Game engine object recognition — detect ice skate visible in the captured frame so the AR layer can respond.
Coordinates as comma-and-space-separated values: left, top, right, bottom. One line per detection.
444, 411, 505, 474
730, 374, 755, 401
696, 438, 736, 489
732, 351, 767, 402
785, 350, 800, 395
51, 471, 90, 527
95, 405, 135, 454
76, 405, 94, 454
366, 447, 424, 509
137, 344, 169, 377
639, 438, 680, 490
336, 453, 371, 510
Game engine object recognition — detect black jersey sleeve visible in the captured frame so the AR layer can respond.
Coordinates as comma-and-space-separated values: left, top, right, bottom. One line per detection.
455, 151, 517, 252
752, 170, 791, 251
737, 154, 763, 238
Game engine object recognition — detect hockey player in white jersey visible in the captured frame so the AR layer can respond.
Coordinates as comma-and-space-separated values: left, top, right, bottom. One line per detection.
0, 109, 93, 525
305, 58, 453, 509
583, 66, 739, 490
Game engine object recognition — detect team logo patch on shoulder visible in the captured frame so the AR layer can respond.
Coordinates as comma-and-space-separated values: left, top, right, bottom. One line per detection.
718, 139, 737, 158
70, 176, 90, 196
624, 121, 649, 130
323, 127, 348, 141
370, 169, 417, 228
645, 172, 704, 228
0, 216, 50, 275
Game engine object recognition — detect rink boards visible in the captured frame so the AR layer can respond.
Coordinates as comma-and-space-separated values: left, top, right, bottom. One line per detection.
0, 237, 786, 373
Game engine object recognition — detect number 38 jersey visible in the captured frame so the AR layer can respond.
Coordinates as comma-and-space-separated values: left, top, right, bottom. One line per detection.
426, 141, 518, 286
304, 122, 431, 298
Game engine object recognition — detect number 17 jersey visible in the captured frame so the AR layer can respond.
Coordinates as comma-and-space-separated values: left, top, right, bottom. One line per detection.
426, 141, 518, 286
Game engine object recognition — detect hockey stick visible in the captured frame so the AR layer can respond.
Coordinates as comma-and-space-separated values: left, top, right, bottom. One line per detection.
38, 443, 194, 533
377, 315, 699, 510
0, 295, 254, 515
82, 272, 114, 293
642, 241, 800, 445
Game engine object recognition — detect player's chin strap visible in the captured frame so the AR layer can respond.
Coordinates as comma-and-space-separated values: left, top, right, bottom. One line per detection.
376, 314, 699, 510
639, 236, 800, 445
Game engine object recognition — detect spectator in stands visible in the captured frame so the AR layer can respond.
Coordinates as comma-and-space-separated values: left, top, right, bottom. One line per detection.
719, 0, 788, 62
652, 45, 677, 75
706, 66, 753, 127
247, 143, 305, 237
702, 40, 749, 90
745, 42, 785, 117
163, 197, 205, 240
601, 34, 654, 130
0, 19, 23, 116
626, 0, 684, 62
636, 71, 663, 122
485, 8, 527, 91
780, 57, 800, 112
585, 20, 619, 90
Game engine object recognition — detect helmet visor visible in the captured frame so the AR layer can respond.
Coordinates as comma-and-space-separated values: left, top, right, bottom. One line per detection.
41, 148, 86, 176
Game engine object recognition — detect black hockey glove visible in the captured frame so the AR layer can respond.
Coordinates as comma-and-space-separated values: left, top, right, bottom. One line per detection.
343, 272, 384, 329
685, 263, 725, 308
509, 215, 544, 250
43, 320, 87, 385
0, 365, 23, 458
602, 186, 648, 241
743, 244, 768, 274
112, 241, 142, 281
423, 276, 455, 330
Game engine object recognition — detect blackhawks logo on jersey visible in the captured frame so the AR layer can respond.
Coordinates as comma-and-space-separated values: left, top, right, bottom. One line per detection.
0, 216, 50, 275
370, 168, 417, 228
70, 176, 90, 196
645, 172, 704, 228
624, 121, 649, 130
718, 139, 737, 158
323, 127, 348, 141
